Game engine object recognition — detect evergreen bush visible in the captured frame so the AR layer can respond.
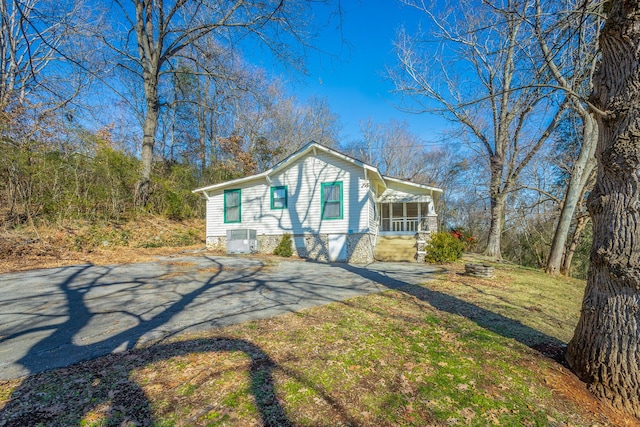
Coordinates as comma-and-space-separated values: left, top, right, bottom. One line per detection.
273, 233, 293, 257
425, 231, 466, 263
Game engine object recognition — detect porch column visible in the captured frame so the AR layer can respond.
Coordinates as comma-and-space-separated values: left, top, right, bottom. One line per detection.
403, 203, 407, 232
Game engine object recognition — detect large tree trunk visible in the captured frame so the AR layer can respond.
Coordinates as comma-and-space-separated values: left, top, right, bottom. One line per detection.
546, 113, 597, 275
137, 119, 156, 205
136, 77, 159, 206
136, 106, 158, 206
566, 0, 640, 416
485, 196, 505, 259
485, 155, 505, 259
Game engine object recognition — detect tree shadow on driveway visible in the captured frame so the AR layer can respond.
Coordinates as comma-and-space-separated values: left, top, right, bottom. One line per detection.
0, 257, 268, 377
0, 256, 393, 426
0, 257, 299, 426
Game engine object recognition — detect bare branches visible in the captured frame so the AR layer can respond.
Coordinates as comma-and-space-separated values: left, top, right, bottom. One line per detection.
91, 0, 340, 204
0, 0, 73, 110
530, 0, 605, 117
390, 0, 568, 258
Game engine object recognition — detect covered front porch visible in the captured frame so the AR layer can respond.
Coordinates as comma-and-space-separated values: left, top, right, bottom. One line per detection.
371, 178, 441, 262
376, 190, 438, 235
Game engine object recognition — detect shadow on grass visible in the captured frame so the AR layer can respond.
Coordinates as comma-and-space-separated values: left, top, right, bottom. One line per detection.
0, 337, 291, 426
334, 263, 566, 352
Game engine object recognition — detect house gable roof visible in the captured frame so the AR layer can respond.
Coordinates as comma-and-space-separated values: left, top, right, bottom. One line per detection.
192, 142, 377, 194
192, 141, 443, 200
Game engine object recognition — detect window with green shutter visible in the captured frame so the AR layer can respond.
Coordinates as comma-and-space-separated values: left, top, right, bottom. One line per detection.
224, 189, 241, 223
321, 182, 343, 220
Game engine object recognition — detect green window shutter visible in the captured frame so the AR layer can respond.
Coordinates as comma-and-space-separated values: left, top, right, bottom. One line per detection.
224, 189, 241, 223
270, 186, 288, 210
321, 181, 343, 220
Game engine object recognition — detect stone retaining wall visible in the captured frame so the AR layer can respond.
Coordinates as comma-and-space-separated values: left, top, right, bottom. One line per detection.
347, 233, 376, 263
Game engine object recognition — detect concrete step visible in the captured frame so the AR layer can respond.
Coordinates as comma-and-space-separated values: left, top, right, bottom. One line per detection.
375, 252, 416, 262
376, 249, 415, 254
375, 248, 417, 253
375, 235, 417, 262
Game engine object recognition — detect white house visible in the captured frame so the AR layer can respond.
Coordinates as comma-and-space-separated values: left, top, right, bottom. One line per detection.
193, 142, 442, 263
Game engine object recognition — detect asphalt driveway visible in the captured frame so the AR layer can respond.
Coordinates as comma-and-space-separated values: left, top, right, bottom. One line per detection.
0, 256, 437, 380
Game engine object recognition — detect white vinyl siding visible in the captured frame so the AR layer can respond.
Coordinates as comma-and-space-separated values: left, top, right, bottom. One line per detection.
368, 189, 378, 235
205, 151, 371, 237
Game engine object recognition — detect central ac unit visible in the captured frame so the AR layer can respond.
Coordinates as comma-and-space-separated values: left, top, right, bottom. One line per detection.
226, 229, 260, 254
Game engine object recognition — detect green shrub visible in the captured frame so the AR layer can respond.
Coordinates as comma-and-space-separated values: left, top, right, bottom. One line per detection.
425, 231, 466, 263
149, 162, 202, 220
164, 190, 187, 220
273, 233, 293, 257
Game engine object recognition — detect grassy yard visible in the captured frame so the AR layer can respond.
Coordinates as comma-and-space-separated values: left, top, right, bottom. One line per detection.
0, 257, 637, 426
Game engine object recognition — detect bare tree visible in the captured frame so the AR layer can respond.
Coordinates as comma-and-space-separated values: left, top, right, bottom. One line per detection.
0, 0, 91, 225
161, 41, 256, 176
391, 0, 565, 258
560, 178, 593, 275
566, 0, 640, 416
0, 0, 88, 114
236, 83, 341, 169
540, 112, 597, 275
346, 118, 431, 180
531, 0, 602, 275
97, 0, 338, 205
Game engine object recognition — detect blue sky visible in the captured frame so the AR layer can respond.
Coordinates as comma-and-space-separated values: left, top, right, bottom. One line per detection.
96, 0, 450, 149
289, 1, 450, 145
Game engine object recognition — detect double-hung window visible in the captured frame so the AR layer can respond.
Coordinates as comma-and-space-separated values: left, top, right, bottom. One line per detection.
270, 186, 287, 210
224, 189, 241, 223
321, 181, 343, 220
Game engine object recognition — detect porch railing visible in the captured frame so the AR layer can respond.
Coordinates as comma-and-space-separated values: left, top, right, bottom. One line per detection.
388, 217, 427, 232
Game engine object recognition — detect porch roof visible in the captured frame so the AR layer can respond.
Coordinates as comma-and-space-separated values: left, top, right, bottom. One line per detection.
376, 189, 434, 204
